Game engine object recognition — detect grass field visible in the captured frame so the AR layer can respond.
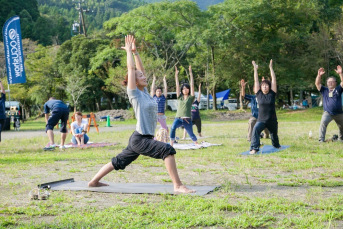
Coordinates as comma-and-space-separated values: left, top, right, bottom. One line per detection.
1, 107, 343, 228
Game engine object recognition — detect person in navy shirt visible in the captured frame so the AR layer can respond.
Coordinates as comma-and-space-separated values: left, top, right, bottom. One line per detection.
150, 74, 168, 132
43, 97, 69, 150
241, 79, 269, 141
249, 60, 281, 154
315, 66, 343, 142
0, 81, 6, 142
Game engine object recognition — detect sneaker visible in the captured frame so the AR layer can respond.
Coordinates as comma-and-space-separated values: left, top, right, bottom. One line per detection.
43, 146, 55, 151
318, 139, 325, 143
59, 145, 66, 150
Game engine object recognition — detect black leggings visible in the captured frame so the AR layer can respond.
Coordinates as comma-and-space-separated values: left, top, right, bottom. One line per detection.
111, 131, 176, 170
0, 119, 5, 142
192, 118, 202, 133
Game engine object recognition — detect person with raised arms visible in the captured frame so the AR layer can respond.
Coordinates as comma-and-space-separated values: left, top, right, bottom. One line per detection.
249, 60, 281, 154
240, 79, 269, 142
315, 66, 343, 143
88, 35, 194, 194
170, 65, 199, 147
183, 83, 203, 139
150, 74, 168, 132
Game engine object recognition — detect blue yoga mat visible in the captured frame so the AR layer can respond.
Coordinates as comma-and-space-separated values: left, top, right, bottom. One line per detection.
241, 145, 290, 155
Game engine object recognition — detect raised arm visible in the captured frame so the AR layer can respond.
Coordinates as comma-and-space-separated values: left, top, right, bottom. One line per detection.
334, 65, 343, 88
131, 38, 145, 75
163, 75, 167, 98
252, 61, 259, 94
175, 66, 180, 96
0, 81, 5, 94
197, 83, 202, 102
150, 74, 156, 97
189, 65, 195, 96
240, 79, 247, 98
269, 59, 277, 93
316, 68, 325, 91
121, 35, 136, 90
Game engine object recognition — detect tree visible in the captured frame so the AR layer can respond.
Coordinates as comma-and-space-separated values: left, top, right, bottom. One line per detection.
104, 1, 205, 71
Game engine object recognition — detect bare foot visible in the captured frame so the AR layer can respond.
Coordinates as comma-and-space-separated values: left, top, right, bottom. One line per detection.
88, 181, 109, 187
249, 150, 257, 155
174, 185, 196, 194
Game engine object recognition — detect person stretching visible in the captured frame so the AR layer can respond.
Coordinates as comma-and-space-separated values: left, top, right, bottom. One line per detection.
71, 111, 89, 146
183, 83, 203, 139
150, 74, 168, 131
170, 65, 199, 147
88, 35, 194, 194
315, 66, 343, 142
249, 60, 281, 154
240, 79, 269, 141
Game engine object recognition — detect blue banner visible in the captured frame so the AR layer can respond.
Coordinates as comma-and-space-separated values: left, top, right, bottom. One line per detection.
2, 16, 26, 84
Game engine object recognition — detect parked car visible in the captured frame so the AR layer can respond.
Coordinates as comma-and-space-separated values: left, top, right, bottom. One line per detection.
166, 92, 208, 111
228, 99, 238, 110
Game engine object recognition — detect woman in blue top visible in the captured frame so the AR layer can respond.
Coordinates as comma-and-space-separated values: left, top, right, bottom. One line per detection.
150, 74, 168, 131
88, 35, 194, 194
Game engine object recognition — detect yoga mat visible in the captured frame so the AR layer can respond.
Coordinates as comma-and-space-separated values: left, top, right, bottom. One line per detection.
241, 145, 290, 155
62, 142, 118, 149
39, 179, 217, 196
173, 142, 221, 150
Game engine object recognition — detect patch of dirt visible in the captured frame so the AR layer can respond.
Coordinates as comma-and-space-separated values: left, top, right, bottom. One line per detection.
212, 111, 251, 121
94, 109, 133, 121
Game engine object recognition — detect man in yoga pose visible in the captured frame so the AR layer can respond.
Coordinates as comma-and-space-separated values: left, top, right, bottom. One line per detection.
249, 60, 281, 154
315, 66, 343, 142
88, 35, 194, 194
43, 97, 69, 150
150, 74, 168, 132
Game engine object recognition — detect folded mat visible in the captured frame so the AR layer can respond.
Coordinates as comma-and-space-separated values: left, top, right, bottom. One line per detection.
39, 178, 217, 196
173, 141, 221, 150
62, 142, 118, 148
241, 145, 290, 155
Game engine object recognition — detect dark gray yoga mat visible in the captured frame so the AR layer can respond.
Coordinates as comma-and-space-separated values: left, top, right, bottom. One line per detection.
39, 179, 217, 196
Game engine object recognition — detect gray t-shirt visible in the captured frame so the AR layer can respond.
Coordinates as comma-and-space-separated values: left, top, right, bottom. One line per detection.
128, 87, 157, 136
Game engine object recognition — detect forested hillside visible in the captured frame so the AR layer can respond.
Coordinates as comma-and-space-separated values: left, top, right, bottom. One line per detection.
0, 0, 144, 45
37, 0, 144, 34
144, 0, 224, 9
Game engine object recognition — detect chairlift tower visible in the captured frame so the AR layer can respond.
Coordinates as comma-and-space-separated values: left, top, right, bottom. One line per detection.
72, 0, 91, 37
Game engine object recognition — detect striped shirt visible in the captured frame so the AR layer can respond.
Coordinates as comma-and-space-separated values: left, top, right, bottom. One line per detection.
153, 95, 166, 113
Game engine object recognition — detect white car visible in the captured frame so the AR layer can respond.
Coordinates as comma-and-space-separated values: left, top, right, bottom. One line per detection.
227, 99, 238, 110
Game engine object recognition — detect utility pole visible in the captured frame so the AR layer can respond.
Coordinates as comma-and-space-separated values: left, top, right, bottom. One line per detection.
72, 0, 91, 37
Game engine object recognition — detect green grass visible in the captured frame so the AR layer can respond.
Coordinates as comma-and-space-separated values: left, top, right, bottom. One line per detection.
1, 108, 343, 228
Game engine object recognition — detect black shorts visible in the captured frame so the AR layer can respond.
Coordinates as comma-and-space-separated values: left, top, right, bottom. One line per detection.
111, 131, 176, 170
45, 108, 69, 133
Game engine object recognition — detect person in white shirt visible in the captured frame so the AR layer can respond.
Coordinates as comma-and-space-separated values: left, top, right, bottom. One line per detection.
71, 111, 89, 146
